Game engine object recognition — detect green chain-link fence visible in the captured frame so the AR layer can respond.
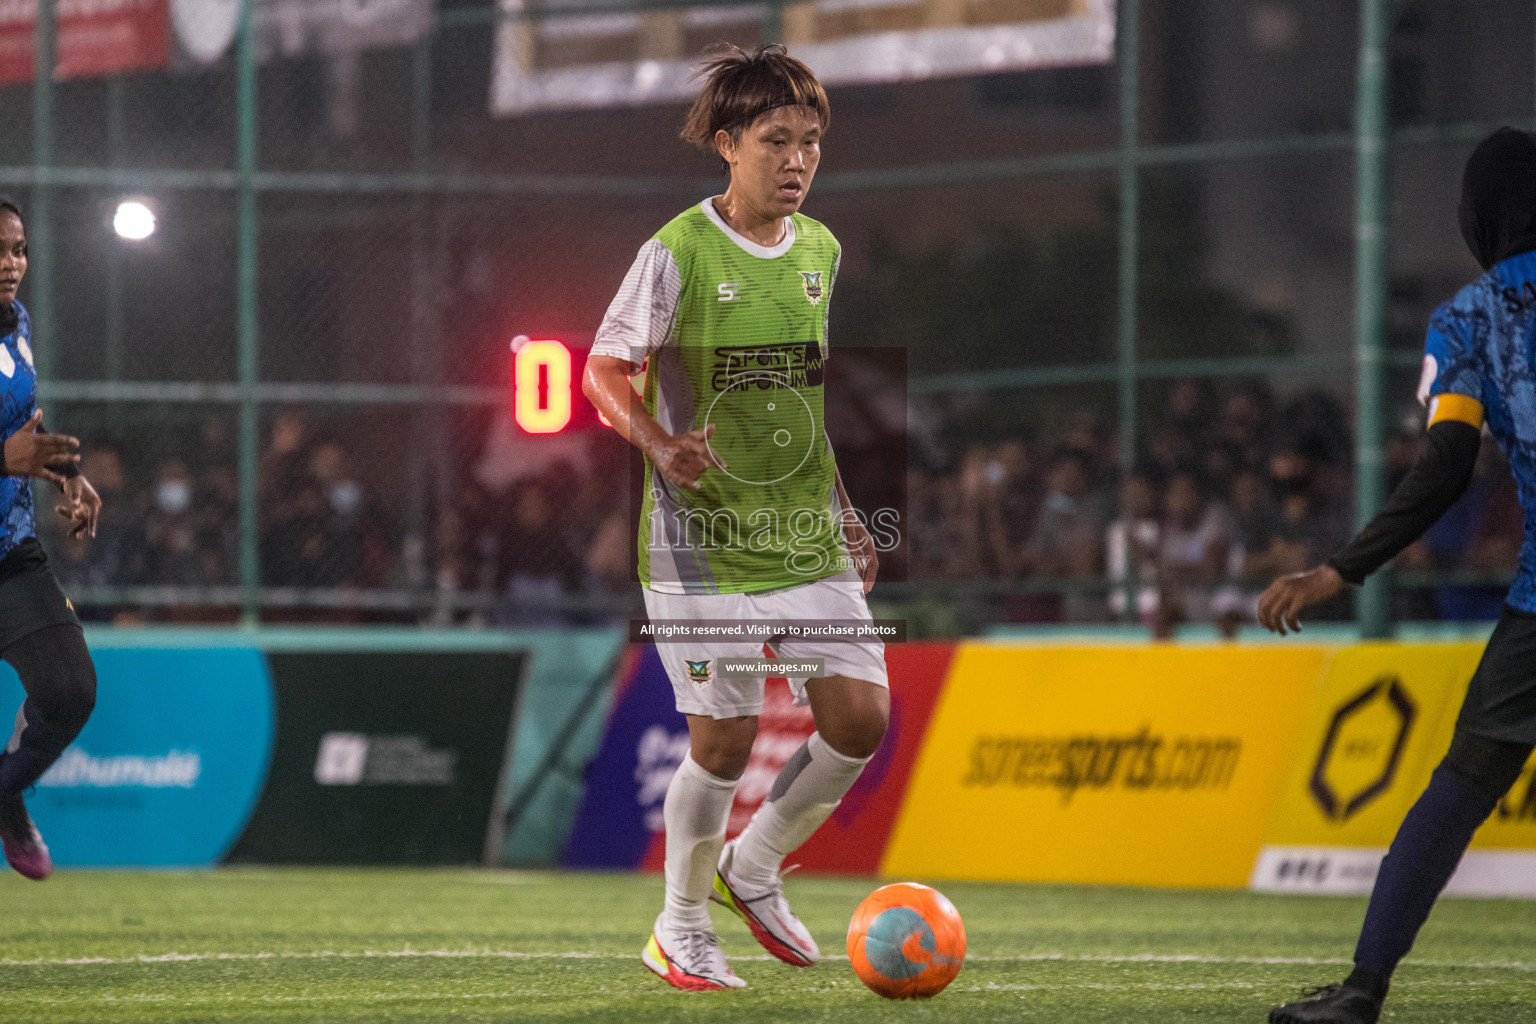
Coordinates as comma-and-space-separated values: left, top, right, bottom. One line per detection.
6, 0, 1533, 635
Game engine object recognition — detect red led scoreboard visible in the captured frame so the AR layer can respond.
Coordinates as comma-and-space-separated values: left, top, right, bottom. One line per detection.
511, 335, 631, 434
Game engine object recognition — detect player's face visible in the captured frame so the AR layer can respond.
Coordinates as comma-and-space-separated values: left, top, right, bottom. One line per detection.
720, 105, 822, 218
0, 212, 25, 305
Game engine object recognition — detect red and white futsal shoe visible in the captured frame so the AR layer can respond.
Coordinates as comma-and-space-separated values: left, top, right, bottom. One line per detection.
710, 839, 820, 967
0, 791, 52, 881
642, 914, 746, 991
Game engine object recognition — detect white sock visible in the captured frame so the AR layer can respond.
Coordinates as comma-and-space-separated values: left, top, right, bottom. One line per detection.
662, 754, 738, 932
729, 732, 871, 892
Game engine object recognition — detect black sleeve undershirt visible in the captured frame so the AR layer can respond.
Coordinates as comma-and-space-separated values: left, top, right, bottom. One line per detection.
1326, 419, 1483, 585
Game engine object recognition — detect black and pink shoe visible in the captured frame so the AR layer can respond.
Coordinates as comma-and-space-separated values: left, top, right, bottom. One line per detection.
0, 791, 52, 881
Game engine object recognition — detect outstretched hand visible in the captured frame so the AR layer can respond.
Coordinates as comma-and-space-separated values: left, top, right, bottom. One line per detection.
649, 422, 726, 491
1257, 565, 1345, 635
4, 410, 79, 484
55, 475, 100, 541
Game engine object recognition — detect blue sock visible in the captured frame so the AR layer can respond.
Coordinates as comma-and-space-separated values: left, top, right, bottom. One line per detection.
1353, 764, 1502, 978
0, 698, 83, 795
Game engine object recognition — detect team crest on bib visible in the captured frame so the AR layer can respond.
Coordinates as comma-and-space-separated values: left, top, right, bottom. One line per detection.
798, 271, 824, 306
685, 659, 712, 685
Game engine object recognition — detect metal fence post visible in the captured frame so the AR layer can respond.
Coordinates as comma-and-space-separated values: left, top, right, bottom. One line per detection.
237, 0, 261, 626
105, 79, 126, 383
407, 36, 439, 599
1116, 0, 1140, 471
763, 0, 784, 45
1115, 0, 1141, 621
1353, 0, 1391, 638
30, 0, 54, 389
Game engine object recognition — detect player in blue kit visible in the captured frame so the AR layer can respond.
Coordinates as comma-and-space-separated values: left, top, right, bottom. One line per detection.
0, 198, 104, 882
1260, 128, 1536, 1023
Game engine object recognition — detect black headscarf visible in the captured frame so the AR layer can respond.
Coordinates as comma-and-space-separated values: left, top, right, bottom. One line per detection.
1459, 126, 1536, 271
0, 196, 19, 336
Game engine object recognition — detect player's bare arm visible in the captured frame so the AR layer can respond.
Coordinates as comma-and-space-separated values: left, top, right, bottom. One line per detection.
834, 466, 877, 593
583, 354, 726, 490
1258, 416, 1483, 634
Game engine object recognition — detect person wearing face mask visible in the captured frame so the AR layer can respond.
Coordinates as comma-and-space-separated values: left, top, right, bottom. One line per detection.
156, 474, 193, 516
0, 197, 105, 885
1262, 127, 1536, 1023
143, 461, 204, 586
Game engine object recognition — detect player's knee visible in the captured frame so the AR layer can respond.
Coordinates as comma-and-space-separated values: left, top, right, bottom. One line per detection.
57, 651, 96, 730
1443, 729, 1532, 799
820, 700, 889, 761
65, 666, 96, 728
34, 664, 94, 732
689, 718, 757, 781
8, 624, 96, 731
692, 742, 753, 781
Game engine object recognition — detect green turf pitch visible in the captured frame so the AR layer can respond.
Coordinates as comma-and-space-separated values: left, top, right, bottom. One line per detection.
0, 870, 1533, 1023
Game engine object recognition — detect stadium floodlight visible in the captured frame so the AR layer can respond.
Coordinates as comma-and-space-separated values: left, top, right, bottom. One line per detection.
113, 200, 156, 241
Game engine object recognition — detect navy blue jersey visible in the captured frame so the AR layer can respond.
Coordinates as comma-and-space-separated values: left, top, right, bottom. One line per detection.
0, 302, 39, 561
1421, 249, 1536, 611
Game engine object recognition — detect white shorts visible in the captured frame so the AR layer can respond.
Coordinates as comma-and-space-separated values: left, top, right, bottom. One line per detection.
642, 571, 889, 719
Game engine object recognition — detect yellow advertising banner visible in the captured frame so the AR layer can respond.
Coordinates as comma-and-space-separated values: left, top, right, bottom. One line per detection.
882, 644, 1329, 888
1261, 643, 1479, 848
1253, 641, 1536, 896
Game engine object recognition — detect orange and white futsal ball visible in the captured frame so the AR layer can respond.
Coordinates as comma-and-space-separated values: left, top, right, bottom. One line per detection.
846, 882, 966, 999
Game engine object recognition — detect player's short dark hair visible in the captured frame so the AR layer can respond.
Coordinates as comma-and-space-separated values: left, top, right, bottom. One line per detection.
681, 43, 830, 162
0, 196, 23, 226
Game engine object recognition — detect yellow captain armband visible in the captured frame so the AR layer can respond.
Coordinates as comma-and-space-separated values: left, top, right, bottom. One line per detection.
1427, 393, 1485, 429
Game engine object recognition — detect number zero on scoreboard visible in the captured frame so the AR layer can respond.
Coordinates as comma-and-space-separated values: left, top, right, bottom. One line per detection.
514, 339, 573, 434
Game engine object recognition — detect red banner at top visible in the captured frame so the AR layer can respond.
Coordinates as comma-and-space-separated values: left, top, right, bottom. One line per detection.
0, 0, 169, 84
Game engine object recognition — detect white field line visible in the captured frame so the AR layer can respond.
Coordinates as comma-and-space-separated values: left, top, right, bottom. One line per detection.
2, 948, 1534, 972
960, 978, 1528, 994
4, 976, 1532, 1008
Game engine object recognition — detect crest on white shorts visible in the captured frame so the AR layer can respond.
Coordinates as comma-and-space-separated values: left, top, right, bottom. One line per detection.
685, 659, 712, 685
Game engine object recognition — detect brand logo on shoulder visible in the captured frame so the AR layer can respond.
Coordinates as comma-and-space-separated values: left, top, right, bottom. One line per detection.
799, 271, 823, 305
685, 659, 712, 686
717, 282, 741, 302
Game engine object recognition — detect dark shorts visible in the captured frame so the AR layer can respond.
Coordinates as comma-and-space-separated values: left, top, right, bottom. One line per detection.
0, 539, 79, 655
1456, 605, 1536, 745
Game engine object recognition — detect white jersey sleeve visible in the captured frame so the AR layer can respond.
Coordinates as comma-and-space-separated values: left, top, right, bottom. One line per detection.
820, 248, 840, 359
591, 238, 682, 369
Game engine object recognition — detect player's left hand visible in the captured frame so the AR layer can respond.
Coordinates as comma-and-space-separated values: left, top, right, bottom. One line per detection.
843, 515, 879, 594
55, 475, 100, 540
1257, 564, 1344, 635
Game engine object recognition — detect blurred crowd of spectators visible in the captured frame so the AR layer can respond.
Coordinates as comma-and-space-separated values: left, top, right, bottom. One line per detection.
911, 379, 1524, 633
42, 409, 635, 626
40, 378, 1525, 630
46, 412, 397, 623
